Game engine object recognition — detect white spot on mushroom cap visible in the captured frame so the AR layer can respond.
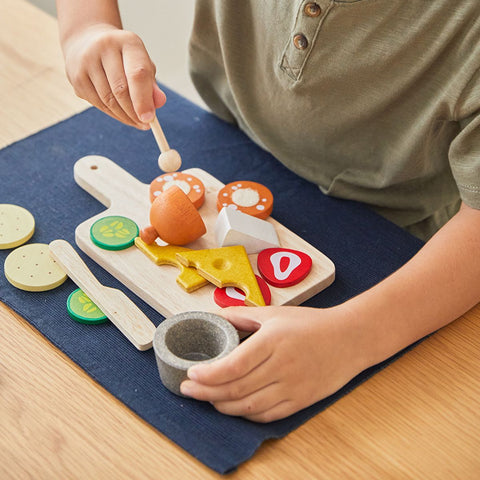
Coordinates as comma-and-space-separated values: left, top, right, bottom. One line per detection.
162, 179, 191, 195
231, 188, 260, 207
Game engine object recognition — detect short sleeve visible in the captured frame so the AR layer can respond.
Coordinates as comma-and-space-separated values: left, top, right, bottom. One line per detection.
449, 67, 480, 209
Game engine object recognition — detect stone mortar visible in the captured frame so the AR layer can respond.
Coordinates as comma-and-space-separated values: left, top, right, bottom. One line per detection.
153, 311, 240, 396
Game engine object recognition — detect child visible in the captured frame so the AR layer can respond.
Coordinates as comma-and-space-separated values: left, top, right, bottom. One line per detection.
56, 0, 480, 422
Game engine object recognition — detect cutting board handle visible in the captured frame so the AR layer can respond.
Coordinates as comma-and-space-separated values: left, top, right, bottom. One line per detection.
74, 155, 149, 209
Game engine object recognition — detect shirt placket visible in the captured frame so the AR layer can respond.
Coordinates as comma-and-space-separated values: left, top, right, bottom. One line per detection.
280, 0, 333, 82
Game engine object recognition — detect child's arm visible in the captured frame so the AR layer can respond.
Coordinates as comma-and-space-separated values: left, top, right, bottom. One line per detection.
180, 202, 480, 422
56, 0, 165, 128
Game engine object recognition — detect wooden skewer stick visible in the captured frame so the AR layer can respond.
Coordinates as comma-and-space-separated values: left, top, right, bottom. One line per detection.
150, 115, 170, 152
150, 114, 182, 173
49, 239, 156, 351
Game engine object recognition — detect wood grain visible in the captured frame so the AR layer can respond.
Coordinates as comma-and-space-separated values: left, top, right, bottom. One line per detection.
73, 155, 335, 317
0, 0, 87, 149
150, 114, 170, 152
1, 1, 480, 477
2, 302, 479, 479
49, 239, 156, 350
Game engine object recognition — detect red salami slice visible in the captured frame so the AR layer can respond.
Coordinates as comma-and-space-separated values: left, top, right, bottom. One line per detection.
213, 275, 271, 307
257, 248, 312, 287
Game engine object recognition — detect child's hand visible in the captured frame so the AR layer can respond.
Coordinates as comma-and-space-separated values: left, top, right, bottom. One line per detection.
62, 24, 166, 128
180, 306, 369, 423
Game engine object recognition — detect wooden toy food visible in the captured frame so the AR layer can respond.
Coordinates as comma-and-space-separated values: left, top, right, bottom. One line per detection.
217, 181, 273, 219
4, 243, 67, 291
49, 239, 156, 350
134, 237, 208, 292
214, 275, 271, 307
140, 185, 206, 246
149, 171, 205, 208
0, 204, 35, 249
67, 288, 108, 325
215, 206, 279, 253
176, 245, 266, 307
73, 156, 335, 317
258, 247, 313, 287
90, 215, 139, 251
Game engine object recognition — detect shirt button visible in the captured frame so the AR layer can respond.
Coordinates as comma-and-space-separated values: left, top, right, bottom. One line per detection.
293, 34, 308, 50
304, 3, 322, 17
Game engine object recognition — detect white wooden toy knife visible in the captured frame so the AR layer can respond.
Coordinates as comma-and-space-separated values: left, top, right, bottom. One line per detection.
49, 239, 156, 351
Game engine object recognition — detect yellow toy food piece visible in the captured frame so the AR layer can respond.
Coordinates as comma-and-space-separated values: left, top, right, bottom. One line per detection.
0, 204, 35, 249
4, 243, 67, 292
134, 237, 208, 292
176, 245, 266, 307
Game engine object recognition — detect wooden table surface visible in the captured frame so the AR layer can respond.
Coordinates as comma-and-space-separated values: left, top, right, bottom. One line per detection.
1, 1, 479, 478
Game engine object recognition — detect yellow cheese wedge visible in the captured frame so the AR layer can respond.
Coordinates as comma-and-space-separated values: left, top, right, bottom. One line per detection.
134, 237, 208, 292
176, 245, 266, 307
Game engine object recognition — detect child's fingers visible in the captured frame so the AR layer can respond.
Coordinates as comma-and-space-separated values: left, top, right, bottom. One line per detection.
79, 75, 139, 128
87, 60, 139, 127
217, 306, 264, 333
244, 400, 296, 423
180, 354, 274, 402
123, 43, 158, 123
212, 383, 285, 417
64, 28, 164, 128
101, 50, 146, 126
187, 328, 271, 386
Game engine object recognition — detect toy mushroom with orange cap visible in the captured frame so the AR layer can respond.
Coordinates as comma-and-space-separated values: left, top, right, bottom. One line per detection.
149, 171, 205, 209
217, 181, 273, 219
140, 185, 206, 246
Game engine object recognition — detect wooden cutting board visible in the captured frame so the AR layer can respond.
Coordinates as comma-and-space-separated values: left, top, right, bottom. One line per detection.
74, 155, 335, 318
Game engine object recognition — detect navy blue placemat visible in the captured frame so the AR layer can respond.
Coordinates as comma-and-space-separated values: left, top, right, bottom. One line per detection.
0, 86, 423, 474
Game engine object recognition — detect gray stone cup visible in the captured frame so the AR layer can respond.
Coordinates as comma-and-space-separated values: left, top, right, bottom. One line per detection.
153, 311, 240, 396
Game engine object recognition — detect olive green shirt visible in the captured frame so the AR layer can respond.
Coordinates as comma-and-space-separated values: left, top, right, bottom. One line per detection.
189, 0, 480, 240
